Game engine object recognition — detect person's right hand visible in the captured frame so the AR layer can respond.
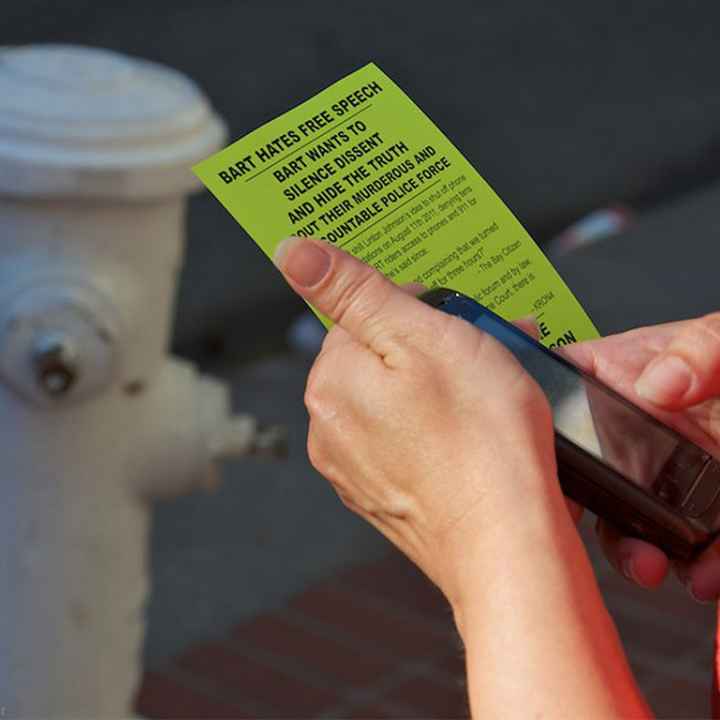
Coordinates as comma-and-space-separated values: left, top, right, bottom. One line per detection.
563, 314, 720, 601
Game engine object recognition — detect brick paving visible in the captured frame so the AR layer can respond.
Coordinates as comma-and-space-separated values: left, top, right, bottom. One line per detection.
136, 516, 717, 719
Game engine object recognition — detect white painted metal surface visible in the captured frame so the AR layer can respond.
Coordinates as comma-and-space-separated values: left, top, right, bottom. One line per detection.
0, 45, 270, 718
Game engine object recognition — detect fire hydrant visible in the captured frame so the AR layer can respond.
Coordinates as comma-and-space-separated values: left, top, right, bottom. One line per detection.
0, 45, 280, 717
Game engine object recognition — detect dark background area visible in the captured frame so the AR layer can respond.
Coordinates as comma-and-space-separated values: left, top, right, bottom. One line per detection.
6, 0, 720, 359
5, 3, 720, 717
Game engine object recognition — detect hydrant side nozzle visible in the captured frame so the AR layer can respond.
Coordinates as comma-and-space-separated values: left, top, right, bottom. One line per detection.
32, 332, 80, 396
131, 360, 246, 499
209, 417, 289, 460
207, 414, 258, 458
250, 423, 290, 460
132, 362, 289, 500
0, 281, 124, 407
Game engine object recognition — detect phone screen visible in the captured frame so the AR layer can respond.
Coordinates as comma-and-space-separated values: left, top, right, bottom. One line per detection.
440, 294, 712, 511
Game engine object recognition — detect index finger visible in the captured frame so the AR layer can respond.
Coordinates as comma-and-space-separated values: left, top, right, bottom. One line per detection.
273, 236, 444, 358
634, 313, 720, 409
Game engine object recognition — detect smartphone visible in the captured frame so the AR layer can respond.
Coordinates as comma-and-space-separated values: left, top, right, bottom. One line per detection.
421, 287, 720, 560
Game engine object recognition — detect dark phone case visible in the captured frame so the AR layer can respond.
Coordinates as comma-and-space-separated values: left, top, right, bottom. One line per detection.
421, 288, 713, 560
555, 435, 708, 560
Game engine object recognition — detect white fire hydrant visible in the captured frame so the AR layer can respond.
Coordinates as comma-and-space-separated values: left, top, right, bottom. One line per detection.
0, 45, 281, 718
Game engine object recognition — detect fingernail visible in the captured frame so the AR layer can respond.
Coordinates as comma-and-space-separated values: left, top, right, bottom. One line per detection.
635, 355, 693, 404
686, 572, 720, 604
273, 237, 331, 288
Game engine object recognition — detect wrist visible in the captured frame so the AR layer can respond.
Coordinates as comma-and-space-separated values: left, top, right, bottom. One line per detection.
435, 468, 573, 636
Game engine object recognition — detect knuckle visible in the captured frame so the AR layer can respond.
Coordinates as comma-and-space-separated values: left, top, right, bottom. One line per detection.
304, 386, 327, 420
304, 358, 330, 415
668, 314, 720, 374
320, 325, 345, 352
303, 378, 321, 416
306, 427, 338, 481
694, 313, 720, 346
305, 432, 324, 471
432, 314, 472, 357
332, 267, 392, 333
336, 489, 355, 510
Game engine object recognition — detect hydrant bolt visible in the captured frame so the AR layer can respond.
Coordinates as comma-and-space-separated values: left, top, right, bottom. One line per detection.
32, 336, 78, 396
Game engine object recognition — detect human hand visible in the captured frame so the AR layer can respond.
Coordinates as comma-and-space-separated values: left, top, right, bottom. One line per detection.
273, 237, 568, 604
563, 316, 720, 601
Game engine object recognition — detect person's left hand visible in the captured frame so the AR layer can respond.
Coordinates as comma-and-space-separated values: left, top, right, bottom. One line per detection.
273, 236, 568, 607
563, 317, 720, 601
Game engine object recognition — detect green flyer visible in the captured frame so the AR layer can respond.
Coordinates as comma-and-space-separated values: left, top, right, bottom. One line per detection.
193, 63, 598, 347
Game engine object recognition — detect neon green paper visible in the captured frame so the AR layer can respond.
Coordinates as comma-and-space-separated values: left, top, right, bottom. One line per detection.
193, 63, 598, 347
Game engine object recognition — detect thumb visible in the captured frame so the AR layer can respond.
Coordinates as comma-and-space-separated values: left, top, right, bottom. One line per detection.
273, 236, 443, 356
634, 313, 720, 409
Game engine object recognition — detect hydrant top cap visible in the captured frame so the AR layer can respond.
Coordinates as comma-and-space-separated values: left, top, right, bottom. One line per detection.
0, 45, 227, 198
